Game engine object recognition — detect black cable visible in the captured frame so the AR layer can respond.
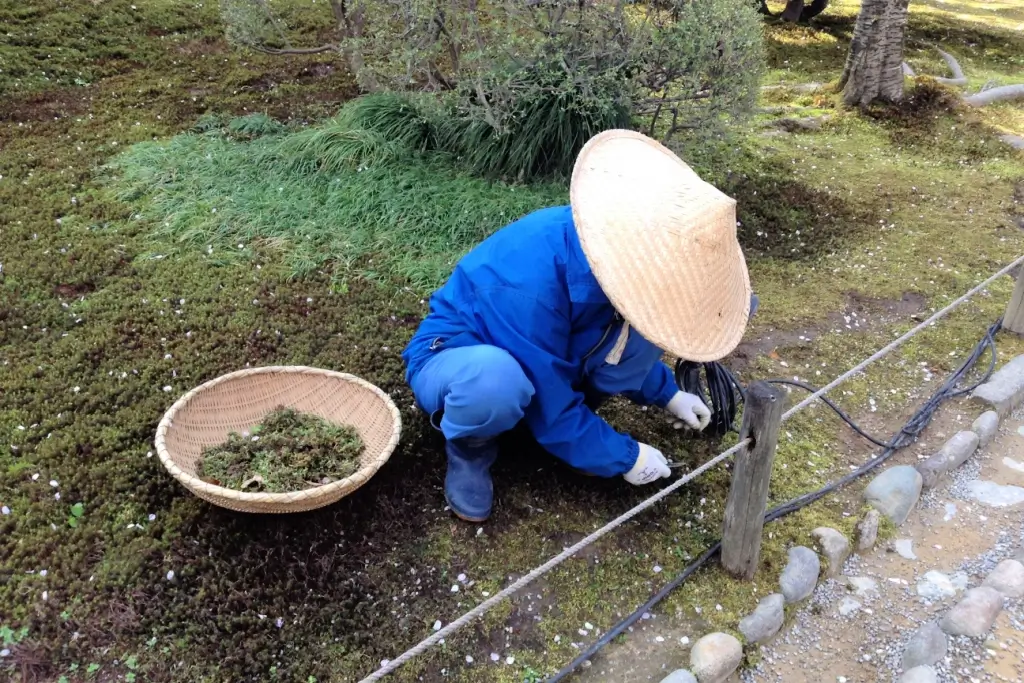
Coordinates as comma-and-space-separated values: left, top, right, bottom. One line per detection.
548, 319, 1001, 682
764, 379, 892, 448
675, 360, 745, 437
767, 319, 999, 521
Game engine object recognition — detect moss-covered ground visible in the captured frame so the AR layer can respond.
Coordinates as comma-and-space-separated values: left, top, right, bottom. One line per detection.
1, 1, 1023, 682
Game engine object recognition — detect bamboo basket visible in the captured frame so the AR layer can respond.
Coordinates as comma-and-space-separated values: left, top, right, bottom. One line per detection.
155, 366, 401, 513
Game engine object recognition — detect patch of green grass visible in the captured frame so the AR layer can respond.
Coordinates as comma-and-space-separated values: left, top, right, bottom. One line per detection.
108, 118, 566, 289
226, 112, 287, 139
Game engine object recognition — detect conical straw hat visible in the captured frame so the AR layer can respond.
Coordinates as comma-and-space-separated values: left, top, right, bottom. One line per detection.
570, 130, 751, 362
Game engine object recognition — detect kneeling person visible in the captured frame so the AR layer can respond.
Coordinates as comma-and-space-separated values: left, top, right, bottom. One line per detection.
402, 130, 754, 522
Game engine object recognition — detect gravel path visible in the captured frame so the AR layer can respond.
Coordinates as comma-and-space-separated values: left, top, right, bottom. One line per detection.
744, 408, 1024, 683
574, 403, 1024, 683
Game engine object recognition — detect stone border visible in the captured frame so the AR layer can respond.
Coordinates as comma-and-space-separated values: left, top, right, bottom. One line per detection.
972, 355, 1024, 418
655, 356, 1024, 683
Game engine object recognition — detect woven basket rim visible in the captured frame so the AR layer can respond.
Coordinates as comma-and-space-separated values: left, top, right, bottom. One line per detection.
154, 365, 402, 505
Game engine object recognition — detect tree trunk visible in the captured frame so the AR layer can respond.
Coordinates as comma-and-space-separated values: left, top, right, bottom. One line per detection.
780, 0, 804, 22
329, 0, 381, 93
801, 0, 829, 21
839, 0, 910, 107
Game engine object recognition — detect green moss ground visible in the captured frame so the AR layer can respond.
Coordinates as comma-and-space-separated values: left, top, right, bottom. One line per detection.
1, 1, 1023, 682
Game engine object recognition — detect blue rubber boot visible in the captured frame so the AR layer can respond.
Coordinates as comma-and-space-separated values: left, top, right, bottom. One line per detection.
444, 438, 498, 522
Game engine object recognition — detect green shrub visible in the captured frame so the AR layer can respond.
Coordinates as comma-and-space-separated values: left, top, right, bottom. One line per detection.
220, 0, 766, 181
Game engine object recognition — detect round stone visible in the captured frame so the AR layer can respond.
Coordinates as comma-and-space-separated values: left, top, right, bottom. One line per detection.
902, 622, 947, 670
660, 670, 698, 683
940, 587, 1004, 637
738, 593, 785, 644
899, 665, 937, 683
780, 546, 820, 603
689, 632, 742, 683
982, 559, 1024, 598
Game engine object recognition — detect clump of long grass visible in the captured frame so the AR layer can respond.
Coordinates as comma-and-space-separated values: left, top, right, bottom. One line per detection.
320, 77, 631, 182
192, 112, 226, 133
226, 112, 286, 139
433, 73, 632, 180
336, 92, 434, 151
277, 125, 406, 174
275, 94, 434, 173
108, 112, 566, 290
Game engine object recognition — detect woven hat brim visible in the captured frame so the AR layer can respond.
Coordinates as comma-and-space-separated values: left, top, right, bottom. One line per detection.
570, 130, 751, 362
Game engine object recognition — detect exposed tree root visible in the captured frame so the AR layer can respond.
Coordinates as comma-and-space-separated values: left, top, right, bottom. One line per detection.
931, 48, 968, 87
965, 85, 1024, 107
904, 47, 1023, 106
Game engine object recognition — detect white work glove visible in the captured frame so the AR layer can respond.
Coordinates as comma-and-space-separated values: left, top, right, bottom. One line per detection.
623, 443, 672, 485
666, 391, 712, 431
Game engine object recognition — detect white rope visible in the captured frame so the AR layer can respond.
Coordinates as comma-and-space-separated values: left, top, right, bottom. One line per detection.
359, 254, 1024, 682
358, 438, 747, 682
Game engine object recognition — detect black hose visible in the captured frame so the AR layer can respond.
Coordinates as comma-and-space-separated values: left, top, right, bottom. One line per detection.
674, 360, 745, 437
764, 378, 892, 448
547, 319, 1001, 682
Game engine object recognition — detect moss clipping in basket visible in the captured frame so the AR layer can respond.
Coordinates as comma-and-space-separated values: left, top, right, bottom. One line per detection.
196, 407, 364, 492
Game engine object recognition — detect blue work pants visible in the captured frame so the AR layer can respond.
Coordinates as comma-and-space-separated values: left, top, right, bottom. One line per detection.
409, 342, 658, 443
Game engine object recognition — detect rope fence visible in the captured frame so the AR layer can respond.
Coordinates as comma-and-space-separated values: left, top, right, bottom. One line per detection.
358, 254, 1024, 682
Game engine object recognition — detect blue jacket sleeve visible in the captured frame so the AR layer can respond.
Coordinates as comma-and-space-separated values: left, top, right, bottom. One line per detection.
474, 287, 639, 477
623, 361, 678, 409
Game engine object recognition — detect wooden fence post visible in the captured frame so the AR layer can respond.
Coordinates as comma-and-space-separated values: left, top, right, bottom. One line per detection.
1004, 270, 1024, 335
721, 381, 786, 580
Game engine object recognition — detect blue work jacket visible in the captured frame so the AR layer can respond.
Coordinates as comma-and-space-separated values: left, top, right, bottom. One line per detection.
403, 206, 679, 476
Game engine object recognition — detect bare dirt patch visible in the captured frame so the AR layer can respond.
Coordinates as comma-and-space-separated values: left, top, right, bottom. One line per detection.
0, 88, 91, 123
730, 291, 927, 371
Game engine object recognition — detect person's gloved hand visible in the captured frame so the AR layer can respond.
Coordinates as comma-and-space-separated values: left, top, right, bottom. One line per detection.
623, 443, 672, 485
666, 391, 712, 431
